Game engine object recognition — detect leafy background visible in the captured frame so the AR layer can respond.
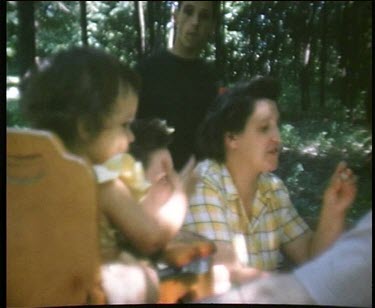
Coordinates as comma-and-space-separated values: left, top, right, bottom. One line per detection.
6, 1, 372, 227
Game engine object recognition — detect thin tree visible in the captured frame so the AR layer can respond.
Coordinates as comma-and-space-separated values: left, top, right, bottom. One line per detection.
299, 2, 317, 112
134, 1, 146, 59
80, 1, 88, 46
167, 3, 176, 49
319, 1, 328, 108
338, 2, 354, 114
17, 1, 36, 79
147, 1, 155, 53
215, 1, 225, 84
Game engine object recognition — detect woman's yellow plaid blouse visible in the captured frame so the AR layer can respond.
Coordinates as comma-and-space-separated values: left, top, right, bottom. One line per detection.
182, 159, 310, 271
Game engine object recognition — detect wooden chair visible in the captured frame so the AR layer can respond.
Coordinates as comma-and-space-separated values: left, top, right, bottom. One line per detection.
7, 127, 216, 305
6, 128, 104, 307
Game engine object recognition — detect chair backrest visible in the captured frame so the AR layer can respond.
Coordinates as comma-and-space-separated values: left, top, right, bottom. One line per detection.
7, 128, 101, 307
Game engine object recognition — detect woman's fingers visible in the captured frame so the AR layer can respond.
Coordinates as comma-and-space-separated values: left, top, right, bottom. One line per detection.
324, 161, 358, 212
179, 156, 196, 179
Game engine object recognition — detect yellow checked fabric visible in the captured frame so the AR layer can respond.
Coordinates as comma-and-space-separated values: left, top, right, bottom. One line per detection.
93, 153, 150, 200
182, 159, 310, 271
93, 153, 151, 261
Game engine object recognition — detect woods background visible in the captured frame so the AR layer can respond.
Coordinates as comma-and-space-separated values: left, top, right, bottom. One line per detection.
6, 1, 372, 225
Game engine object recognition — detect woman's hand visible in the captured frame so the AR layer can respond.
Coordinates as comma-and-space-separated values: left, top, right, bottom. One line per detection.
144, 155, 196, 207
323, 161, 357, 215
178, 156, 197, 196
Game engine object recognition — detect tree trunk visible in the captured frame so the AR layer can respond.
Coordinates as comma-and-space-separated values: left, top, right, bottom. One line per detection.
134, 1, 146, 59
346, 3, 361, 121
269, 2, 285, 77
299, 3, 317, 112
80, 1, 88, 46
154, 1, 163, 50
215, 1, 226, 84
247, 3, 257, 77
338, 3, 350, 111
147, 1, 155, 53
17, 1, 36, 79
167, 3, 175, 49
269, 22, 281, 77
300, 45, 311, 112
319, 1, 328, 108
364, 72, 372, 129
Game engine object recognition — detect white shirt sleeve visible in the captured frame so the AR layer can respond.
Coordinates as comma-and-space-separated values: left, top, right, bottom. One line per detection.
293, 211, 372, 307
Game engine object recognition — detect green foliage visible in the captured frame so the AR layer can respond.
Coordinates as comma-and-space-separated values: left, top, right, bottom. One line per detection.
7, 1, 371, 106
36, 2, 82, 57
6, 100, 29, 128
6, 1, 372, 226
86, 1, 138, 66
278, 120, 372, 227
7, 1, 19, 75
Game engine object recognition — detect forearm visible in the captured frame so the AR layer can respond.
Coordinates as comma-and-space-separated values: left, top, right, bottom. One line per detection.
148, 191, 188, 242
310, 205, 347, 257
234, 274, 315, 304
198, 273, 315, 304
99, 180, 167, 255
141, 183, 188, 244
310, 161, 357, 257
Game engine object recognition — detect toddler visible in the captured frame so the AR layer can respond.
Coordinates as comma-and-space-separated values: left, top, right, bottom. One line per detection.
20, 46, 195, 304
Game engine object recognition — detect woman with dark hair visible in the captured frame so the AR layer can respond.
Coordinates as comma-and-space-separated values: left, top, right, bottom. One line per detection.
183, 76, 357, 281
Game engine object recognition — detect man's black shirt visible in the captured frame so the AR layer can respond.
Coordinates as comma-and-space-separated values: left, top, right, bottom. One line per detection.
136, 50, 218, 170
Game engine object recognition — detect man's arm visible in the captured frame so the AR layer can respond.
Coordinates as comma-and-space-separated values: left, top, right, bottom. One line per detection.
293, 211, 372, 307
198, 273, 315, 304
196, 211, 372, 306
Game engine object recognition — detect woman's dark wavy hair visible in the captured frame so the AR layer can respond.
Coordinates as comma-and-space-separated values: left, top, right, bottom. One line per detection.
20, 46, 141, 151
130, 118, 174, 168
196, 75, 281, 163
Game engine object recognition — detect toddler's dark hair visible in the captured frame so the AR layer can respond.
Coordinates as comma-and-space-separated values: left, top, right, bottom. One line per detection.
20, 46, 141, 151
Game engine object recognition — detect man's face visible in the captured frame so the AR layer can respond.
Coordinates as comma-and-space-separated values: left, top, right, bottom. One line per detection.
174, 1, 215, 53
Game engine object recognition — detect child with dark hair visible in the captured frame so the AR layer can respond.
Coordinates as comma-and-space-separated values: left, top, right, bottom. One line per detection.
20, 46, 195, 304
182, 76, 357, 290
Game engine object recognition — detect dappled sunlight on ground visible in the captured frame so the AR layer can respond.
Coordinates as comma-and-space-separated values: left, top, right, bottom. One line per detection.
277, 120, 372, 228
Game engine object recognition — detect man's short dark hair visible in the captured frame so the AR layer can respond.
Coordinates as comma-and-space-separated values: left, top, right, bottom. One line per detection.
177, 1, 220, 20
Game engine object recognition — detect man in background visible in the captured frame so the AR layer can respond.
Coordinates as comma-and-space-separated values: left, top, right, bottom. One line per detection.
136, 1, 219, 170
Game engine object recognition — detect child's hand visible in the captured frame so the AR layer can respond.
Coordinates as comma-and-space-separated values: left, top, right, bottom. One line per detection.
323, 161, 357, 215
